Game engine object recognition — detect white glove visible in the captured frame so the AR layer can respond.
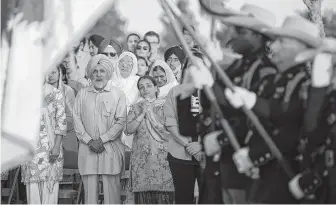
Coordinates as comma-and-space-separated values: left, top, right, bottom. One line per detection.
288, 174, 305, 199
233, 147, 254, 173
224, 86, 257, 109
189, 58, 215, 89
203, 131, 222, 156
312, 53, 333, 88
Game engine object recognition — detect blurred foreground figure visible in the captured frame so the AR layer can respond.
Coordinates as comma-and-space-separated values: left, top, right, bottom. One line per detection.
73, 54, 127, 204
21, 82, 67, 204
196, 3, 278, 204
289, 38, 336, 204
222, 16, 326, 203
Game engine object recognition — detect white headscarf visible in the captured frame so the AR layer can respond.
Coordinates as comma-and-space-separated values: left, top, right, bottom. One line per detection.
110, 52, 140, 106
149, 60, 178, 99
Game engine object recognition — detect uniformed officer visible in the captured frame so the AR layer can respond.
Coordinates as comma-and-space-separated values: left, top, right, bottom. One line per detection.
287, 38, 336, 203
199, 4, 278, 204
218, 16, 323, 203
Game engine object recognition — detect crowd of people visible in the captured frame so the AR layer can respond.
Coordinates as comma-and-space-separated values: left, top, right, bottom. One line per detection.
1, 2, 336, 205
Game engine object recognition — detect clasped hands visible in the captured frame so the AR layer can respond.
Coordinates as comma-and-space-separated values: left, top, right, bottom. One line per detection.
185, 142, 203, 161
88, 138, 105, 153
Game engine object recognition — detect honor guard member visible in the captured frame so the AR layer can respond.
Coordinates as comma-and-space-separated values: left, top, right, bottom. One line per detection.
287, 38, 336, 203
200, 4, 278, 204
220, 16, 323, 203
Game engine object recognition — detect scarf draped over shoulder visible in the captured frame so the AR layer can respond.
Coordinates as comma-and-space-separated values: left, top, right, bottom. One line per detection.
149, 60, 178, 99
110, 52, 140, 107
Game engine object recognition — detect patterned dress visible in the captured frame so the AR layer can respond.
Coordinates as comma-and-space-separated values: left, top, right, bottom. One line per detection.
21, 86, 67, 184
126, 100, 174, 204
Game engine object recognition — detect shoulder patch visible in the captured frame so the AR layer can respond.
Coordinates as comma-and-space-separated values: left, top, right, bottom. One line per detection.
283, 72, 307, 103
259, 67, 277, 80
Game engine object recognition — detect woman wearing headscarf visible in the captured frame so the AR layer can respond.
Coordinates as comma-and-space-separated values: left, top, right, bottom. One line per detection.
149, 60, 179, 99
110, 52, 140, 197
110, 51, 140, 110
21, 76, 67, 204
164, 46, 186, 83
125, 76, 174, 204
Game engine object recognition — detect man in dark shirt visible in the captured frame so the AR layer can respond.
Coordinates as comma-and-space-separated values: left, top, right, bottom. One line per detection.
219, 16, 325, 203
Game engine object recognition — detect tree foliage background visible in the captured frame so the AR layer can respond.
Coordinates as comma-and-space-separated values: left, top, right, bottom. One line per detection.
159, 0, 199, 54
297, 8, 336, 38
88, 0, 127, 44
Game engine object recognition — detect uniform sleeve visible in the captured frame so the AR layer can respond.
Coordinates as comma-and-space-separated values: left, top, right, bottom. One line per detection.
302, 87, 329, 154
100, 91, 127, 143
249, 82, 306, 167
296, 87, 331, 196
73, 89, 92, 144
163, 89, 178, 127
54, 90, 67, 137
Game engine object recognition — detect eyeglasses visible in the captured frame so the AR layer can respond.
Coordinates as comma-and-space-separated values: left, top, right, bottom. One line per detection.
102, 52, 117, 57
148, 41, 159, 45
136, 46, 149, 50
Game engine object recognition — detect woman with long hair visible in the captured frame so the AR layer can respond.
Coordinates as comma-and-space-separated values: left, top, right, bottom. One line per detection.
135, 40, 152, 68
47, 66, 76, 151
125, 76, 174, 204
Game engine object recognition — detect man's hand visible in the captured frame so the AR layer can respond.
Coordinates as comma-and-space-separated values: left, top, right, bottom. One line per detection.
186, 142, 202, 155
189, 58, 215, 89
224, 86, 257, 109
203, 131, 222, 156
311, 53, 333, 88
88, 139, 105, 153
288, 174, 305, 199
233, 147, 254, 173
96, 138, 105, 153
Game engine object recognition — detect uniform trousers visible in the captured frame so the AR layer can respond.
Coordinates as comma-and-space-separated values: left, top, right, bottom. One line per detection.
82, 174, 120, 204
26, 181, 59, 204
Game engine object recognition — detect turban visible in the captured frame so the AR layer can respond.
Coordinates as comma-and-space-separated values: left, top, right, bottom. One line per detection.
89, 35, 122, 56
107, 38, 122, 56
164, 45, 186, 64
86, 54, 114, 80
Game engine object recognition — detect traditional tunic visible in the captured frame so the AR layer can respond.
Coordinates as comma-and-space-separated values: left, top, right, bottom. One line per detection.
110, 52, 140, 149
57, 72, 76, 152
126, 99, 174, 204
21, 84, 67, 204
73, 83, 127, 175
21, 84, 67, 184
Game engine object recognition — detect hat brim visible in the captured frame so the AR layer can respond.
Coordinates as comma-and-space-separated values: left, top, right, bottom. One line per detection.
220, 16, 272, 36
261, 27, 322, 48
295, 38, 336, 63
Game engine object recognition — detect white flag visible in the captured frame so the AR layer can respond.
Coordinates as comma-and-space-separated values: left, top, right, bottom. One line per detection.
1, 0, 115, 172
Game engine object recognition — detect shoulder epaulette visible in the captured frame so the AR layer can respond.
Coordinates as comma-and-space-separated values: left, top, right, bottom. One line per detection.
259, 67, 277, 80
284, 72, 307, 103
242, 59, 262, 90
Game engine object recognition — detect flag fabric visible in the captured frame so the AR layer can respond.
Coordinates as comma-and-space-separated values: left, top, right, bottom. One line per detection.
1, 0, 115, 172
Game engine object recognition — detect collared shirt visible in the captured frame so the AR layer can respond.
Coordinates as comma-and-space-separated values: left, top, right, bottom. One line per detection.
73, 82, 127, 175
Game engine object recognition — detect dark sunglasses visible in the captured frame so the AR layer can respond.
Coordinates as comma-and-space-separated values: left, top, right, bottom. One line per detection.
136, 46, 148, 50
102, 52, 117, 57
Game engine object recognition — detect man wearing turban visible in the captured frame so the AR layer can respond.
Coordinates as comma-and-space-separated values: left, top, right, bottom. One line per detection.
73, 54, 127, 204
